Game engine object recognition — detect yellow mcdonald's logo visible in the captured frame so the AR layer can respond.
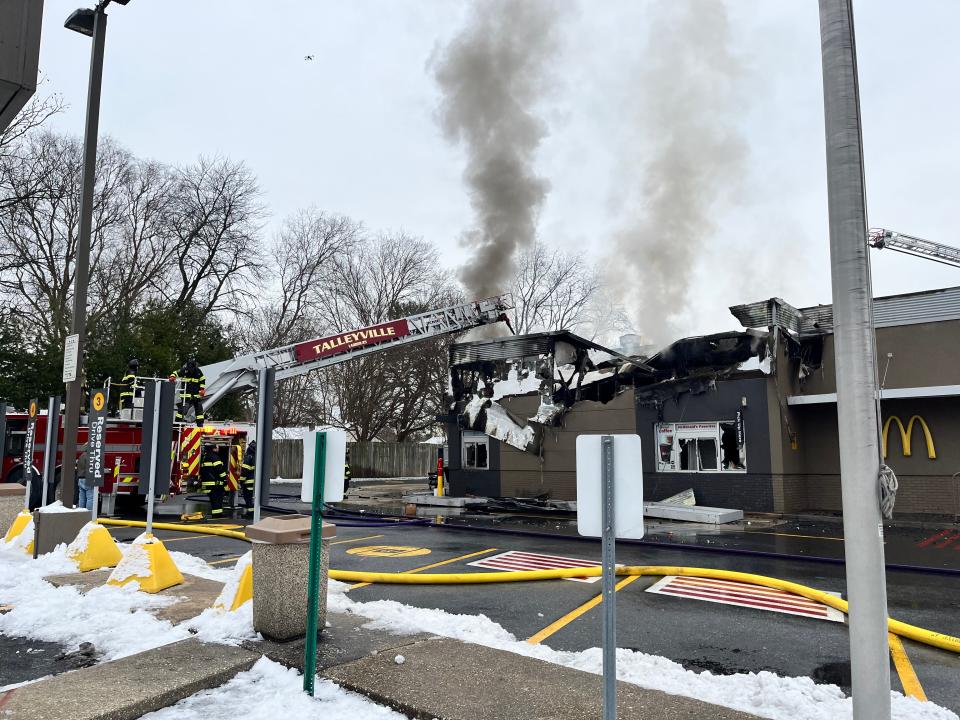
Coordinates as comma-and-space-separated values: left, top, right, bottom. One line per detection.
882, 415, 936, 459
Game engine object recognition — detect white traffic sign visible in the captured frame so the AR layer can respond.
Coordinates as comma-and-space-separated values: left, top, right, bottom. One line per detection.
301, 429, 346, 503
575, 434, 644, 539
62, 334, 79, 382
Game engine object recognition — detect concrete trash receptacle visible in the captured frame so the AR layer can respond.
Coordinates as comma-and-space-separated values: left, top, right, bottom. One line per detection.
0, 484, 24, 537
247, 514, 336, 642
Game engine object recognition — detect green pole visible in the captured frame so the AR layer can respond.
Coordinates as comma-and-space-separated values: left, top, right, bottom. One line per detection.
303, 431, 326, 695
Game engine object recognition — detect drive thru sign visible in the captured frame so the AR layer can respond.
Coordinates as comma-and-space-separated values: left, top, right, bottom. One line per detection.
576, 434, 643, 720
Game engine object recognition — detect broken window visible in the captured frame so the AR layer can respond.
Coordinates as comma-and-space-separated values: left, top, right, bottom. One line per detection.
462, 432, 489, 471
655, 421, 746, 473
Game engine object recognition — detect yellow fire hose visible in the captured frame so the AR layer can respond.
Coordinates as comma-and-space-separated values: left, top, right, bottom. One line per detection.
96, 518, 960, 655
96, 518, 248, 541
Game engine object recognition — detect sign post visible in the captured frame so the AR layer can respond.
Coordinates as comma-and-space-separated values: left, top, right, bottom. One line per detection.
139, 381, 175, 535
576, 434, 644, 720
39, 396, 61, 507
21, 399, 38, 509
301, 428, 345, 695
86, 387, 109, 519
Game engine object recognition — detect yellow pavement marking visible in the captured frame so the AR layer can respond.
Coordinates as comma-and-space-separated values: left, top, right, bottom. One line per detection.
744, 531, 844, 542
346, 545, 431, 558
331, 534, 385, 546
348, 547, 497, 591
209, 556, 242, 566
889, 632, 927, 702
526, 575, 640, 645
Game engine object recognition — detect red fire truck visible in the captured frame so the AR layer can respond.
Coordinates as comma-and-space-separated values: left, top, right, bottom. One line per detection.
1, 296, 512, 512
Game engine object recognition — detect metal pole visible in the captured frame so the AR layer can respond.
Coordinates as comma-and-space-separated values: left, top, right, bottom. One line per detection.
40, 397, 58, 507
60, 8, 107, 509
145, 380, 160, 536
91, 486, 98, 521
818, 2, 891, 718
601, 434, 616, 720
252, 368, 275, 524
303, 431, 326, 695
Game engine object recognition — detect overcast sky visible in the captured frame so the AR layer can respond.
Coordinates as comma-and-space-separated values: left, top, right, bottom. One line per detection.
35, 0, 960, 340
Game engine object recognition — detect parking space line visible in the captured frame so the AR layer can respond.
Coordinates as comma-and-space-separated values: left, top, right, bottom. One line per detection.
744, 531, 844, 542
348, 547, 498, 591
331, 534, 385, 546
888, 632, 927, 702
209, 556, 242, 565
526, 575, 640, 645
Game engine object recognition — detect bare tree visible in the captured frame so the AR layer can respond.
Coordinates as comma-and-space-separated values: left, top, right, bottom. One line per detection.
0, 93, 65, 211
510, 241, 599, 334
164, 156, 266, 316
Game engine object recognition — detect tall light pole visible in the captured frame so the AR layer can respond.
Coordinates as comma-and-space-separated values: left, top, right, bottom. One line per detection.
818, 1, 891, 718
60, 0, 130, 508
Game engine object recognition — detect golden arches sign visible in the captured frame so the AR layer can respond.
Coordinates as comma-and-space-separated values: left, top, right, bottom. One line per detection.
881, 415, 936, 460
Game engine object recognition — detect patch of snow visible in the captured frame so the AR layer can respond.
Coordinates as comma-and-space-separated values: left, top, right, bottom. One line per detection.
138, 657, 405, 720
394, 654, 405, 665
0, 543, 187, 661
0, 675, 51, 692
186, 600, 258, 647
168, 550, 233, 583
37, 501, 84, 514
326, 584, 956, 720
108, 532, 154, 583
65, 521, 100, 556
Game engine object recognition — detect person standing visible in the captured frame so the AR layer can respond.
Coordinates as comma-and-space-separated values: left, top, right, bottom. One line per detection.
116, 358, 141, 415
200, 444, 227, 519
170, 357, 206, 427
239, 440, 256, 518
76, 443, 94, 515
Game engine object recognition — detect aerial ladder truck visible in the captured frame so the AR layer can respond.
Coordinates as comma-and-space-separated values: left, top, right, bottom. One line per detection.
3, 295, 513, 508
868, 228, 960, 269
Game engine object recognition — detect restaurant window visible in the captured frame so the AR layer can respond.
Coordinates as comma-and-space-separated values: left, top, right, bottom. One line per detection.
656, 419, 746, 473
462, 432, 489, 470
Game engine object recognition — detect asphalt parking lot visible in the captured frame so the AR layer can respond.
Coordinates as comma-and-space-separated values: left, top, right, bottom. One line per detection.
100, 517, 960, 714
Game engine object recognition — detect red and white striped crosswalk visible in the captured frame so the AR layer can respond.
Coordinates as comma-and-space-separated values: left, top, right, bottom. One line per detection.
645, 575, 845, 623
468, 550, 600, 583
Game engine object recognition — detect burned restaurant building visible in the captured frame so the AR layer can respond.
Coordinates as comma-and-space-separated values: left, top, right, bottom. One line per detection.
443, 286, 960, 517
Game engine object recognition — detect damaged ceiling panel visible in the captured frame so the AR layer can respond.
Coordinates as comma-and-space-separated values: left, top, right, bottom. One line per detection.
729, 298, 802, 334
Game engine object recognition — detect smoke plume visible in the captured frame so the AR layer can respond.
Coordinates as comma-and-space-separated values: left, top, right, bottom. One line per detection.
611, 1, 748, 344
433, 0, 561, 299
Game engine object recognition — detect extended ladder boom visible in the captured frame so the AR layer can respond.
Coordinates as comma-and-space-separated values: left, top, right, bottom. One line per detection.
869, 228, 960, 269
201, 295, 513, 408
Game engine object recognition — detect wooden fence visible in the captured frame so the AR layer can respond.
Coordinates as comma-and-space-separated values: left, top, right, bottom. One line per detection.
270, 439, 436, 479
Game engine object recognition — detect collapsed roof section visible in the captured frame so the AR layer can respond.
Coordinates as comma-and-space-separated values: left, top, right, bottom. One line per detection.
448, 329, 768, 453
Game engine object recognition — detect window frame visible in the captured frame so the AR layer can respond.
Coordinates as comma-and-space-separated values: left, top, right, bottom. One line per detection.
461, 431, 490, 471
655, 420, 746, 473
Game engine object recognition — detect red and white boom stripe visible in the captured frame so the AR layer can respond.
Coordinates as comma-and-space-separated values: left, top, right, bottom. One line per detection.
468, 550, 601, 583
646, 575, 844, 623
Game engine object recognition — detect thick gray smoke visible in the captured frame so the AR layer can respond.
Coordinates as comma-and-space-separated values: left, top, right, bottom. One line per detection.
612, 1, 748, 344
433, 0, 561, 299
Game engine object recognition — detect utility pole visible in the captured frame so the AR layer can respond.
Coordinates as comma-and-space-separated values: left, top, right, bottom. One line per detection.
60, 6, 108, 508
818, 1, 891, 718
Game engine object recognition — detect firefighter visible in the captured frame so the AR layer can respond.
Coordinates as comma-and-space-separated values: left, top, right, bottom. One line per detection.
344, 447, 352, 495
170, 357, 206, 427
200, 444, 227, 518
117, 358, 140, 413
239, 440, 256, 518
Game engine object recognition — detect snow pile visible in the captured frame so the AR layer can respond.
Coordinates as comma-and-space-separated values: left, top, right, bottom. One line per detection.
2, 516, 34, 551
0, 543, 188, 661
186, 600, 258, 647
139, 657, 404, 720
326, 582, 957, 720
168, 550, 234, 583
37, 501, 84, 514
108, 532, 155, 583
